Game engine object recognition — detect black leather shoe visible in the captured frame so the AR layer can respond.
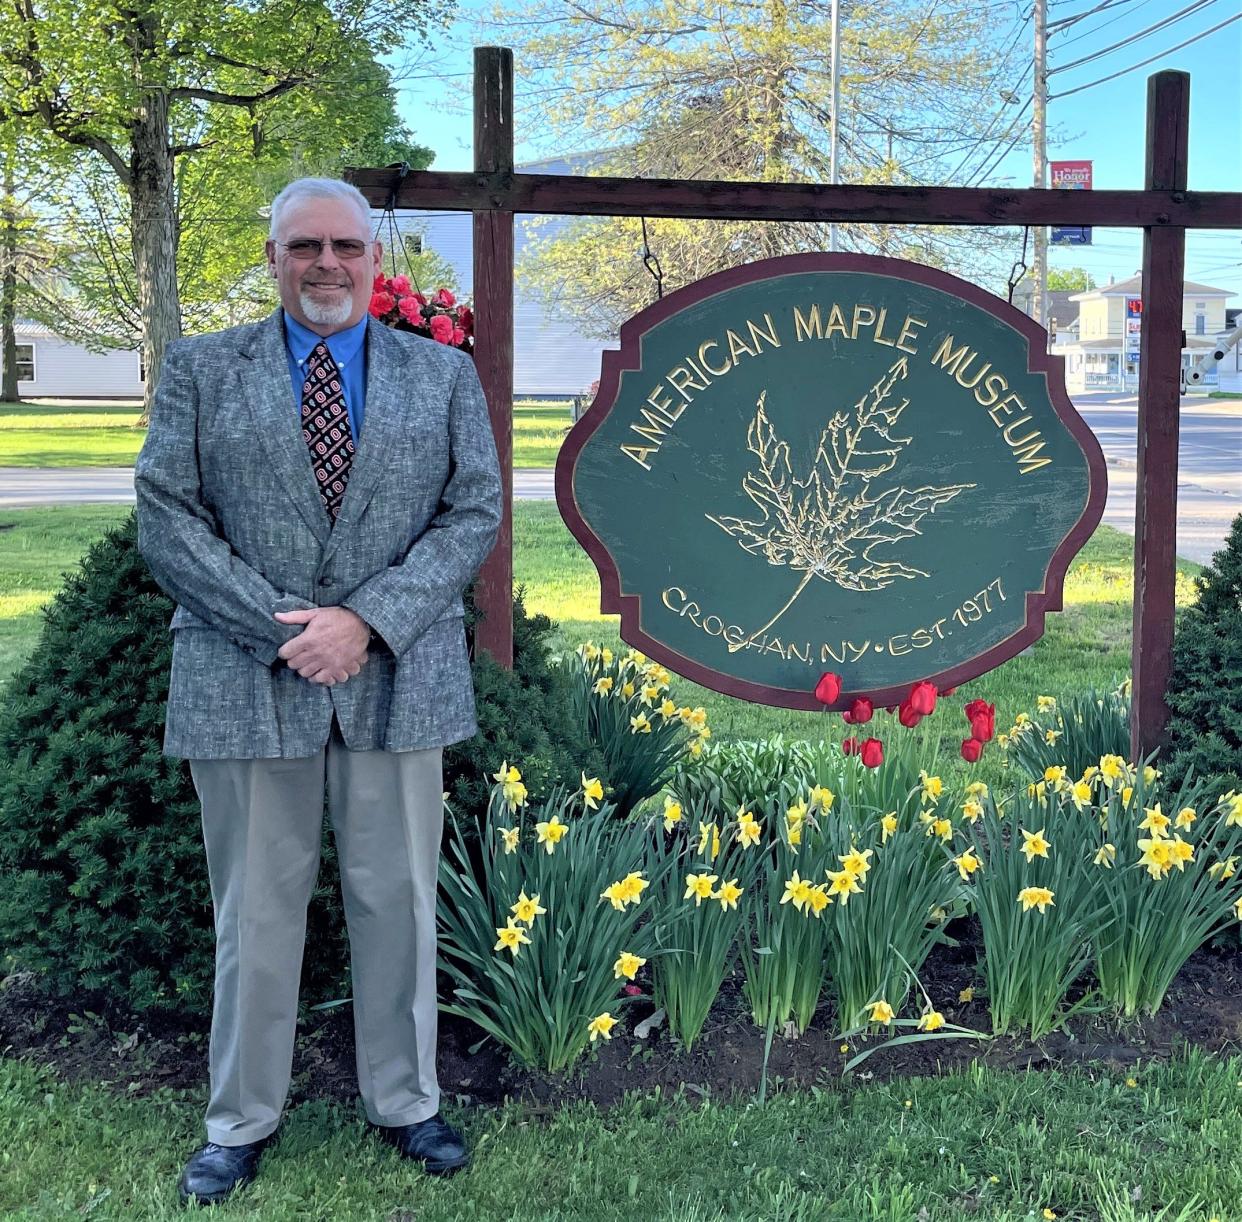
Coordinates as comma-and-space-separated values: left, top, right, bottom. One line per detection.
374, 1113, 470, 1175
177, 1135, 272, 1206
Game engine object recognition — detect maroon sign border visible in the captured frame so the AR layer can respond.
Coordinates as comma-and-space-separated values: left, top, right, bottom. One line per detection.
554, 252, 1108, 711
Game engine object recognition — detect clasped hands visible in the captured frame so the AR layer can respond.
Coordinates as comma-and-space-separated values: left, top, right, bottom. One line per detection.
273, 607, 371, 686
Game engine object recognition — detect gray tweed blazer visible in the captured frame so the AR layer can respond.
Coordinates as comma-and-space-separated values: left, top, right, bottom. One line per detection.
134, 309, 502, 759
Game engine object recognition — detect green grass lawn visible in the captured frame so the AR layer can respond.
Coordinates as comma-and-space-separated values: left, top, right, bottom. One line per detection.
0, 502, 1199, 794
0, 399, 574, 469
2, 1050, 1239, 1219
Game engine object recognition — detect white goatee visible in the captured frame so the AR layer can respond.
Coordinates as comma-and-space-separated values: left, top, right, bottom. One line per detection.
299, 290, 354, 328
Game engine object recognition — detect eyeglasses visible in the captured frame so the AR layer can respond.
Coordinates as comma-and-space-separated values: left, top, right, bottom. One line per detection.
277, 238, 371, 260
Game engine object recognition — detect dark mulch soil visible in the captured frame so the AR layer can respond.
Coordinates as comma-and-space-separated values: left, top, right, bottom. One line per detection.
3, 925, 1241, 1118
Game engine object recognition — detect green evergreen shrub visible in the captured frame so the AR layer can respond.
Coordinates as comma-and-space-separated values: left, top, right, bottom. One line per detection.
1163, 514, 1242, 803
0, 512, 587, 1017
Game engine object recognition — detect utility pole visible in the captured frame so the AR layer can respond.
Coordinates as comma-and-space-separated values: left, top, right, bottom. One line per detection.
1032, 0, 1048, 334
829, 0, 840, 252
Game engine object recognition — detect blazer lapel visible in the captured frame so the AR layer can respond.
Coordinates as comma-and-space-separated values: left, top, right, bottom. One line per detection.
240, 310, 332, 546
320, 318, 410, 565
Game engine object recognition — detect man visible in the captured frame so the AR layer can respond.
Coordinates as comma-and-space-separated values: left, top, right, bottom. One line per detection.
134, 176, 501, 1206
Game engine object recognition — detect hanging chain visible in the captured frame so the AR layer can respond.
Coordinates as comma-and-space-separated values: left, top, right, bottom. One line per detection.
1007, 225, 1031, 305
372, 161, 426, 298
639, 216, 664, 300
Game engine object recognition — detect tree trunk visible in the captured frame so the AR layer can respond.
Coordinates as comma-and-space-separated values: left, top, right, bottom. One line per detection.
129, 85, 181, 422
1, 164, 19, 403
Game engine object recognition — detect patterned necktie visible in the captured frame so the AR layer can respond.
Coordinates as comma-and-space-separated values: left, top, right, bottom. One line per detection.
300, 341, 355, 523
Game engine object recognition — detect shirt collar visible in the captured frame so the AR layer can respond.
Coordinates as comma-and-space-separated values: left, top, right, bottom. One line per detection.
283, 310, 368, 369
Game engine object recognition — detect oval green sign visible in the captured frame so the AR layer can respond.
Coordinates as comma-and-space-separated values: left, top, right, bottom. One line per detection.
555, 254, 1107, 710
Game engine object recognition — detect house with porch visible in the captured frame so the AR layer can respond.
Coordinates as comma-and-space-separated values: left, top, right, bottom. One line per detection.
1052, 274, 1234, 392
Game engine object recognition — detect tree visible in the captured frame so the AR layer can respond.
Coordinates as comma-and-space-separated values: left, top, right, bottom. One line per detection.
475, 0, 1021, 331
0, 0, 451, 408
1047, 267, 1096, 292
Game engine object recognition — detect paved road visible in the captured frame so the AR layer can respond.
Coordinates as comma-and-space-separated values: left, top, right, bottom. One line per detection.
2, 394, 1237, 564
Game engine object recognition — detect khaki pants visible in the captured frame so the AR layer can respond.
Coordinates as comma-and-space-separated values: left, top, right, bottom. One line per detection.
189, 715, 443, 1146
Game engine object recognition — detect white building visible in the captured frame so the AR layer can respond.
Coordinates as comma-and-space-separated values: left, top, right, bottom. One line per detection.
9, 320, 144, 399
1052, 275, 1233, 393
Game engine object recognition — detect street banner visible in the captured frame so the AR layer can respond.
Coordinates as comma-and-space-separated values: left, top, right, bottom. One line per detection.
1051, 160, 1093, 246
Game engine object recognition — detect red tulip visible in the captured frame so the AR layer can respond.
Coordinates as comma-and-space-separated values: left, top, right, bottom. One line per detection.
966, 701, 996, 743
960, 737, 984, 763
860, 737, 884, 768
908, 680, 938, 716
842, 736, 859, 756
848, 697, 874, 724
814, 672, 843, 705
898, 701, 922, 729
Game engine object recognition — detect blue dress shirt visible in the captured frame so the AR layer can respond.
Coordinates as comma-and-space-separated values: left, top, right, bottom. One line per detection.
283, 311, 368, 444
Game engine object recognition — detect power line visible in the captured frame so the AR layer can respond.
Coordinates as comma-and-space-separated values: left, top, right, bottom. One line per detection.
1049, 12, 1242, 98
1048, 0, 1219, 74
1054, 0, 1157, 46
1047, 0, 1140, 33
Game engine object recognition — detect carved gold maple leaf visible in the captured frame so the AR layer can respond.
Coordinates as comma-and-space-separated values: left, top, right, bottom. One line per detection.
706, 356, 974, 652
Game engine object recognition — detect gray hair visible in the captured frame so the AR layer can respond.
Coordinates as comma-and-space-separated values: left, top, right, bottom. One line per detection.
268, 177, 373, 239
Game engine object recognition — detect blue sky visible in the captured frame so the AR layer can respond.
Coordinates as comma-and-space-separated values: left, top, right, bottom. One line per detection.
389, 0, 1242, 299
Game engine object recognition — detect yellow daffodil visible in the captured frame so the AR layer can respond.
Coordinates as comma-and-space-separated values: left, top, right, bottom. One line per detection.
697, 821, 721, 860
780, 871, 813, 912
1017, 886, 1055, 914
880, 812, 899, 843
498, 826, 520, 854
809, 784, 835, 812
1014, 713, 1032, 728
510, 890, 547, 925
1069, 780, 1093, 811
840, 847, 874, 879
1094, 842, 1116, 868
662, 795, 683, 832
696, 726, 712, 742
929, 905, 948, 923
493, 761, 522, 785
713, 878, 744, 911
918, 1009, 946, 1032
600, 881, 628, 911
686, 706, 708, 731
735, 809, 762, 849
624, 649, 645, 666
1120, 784, 1135, 807
578, 641, 600, 661
593, 676, 614, 695
613, 951, 646, 980
494, 919, 531, 956
1099, 754, 1127, 787
1208, 855, 1237, 880
1142, 764, 1160, 787
1043, 765, 1066, 785
601, 648, 613, 666
920, 770, 943, 802
535, 814, 568, 854
641, 684, 661, 705
926, 818, 953, 842
621, 681, 636, 699
952, 849, 982, 881
658, 698, 679, 720
1223, 791, 1242, 827
1138, 836, 1173, 880
1044, 729, 1061, 745
1174, 806, 1197, 830
825, 868, 863, 905
958, 987, 974, 1003
962, 799, 984, 823
1139, 804, 1170, 839
687, 737, 704, 759
806, 885, 831, 916
630, 711, 651, 734
684, 872, 718, 906
617, 872, 648, 904
492, 761, 527, 810
588, 1012, 616, 1041
1037, 695, 1057, 713
581, 773, 604, 810
1020, 827, 1050, 862
1168, 834, 1194, 871
966, 781, 989, 800
997, 732, 1011, 749
868, 1000, 895, 1024
1235, 895, 1242, 921
785, 800, 808, 846
1027, 781, 1048, 802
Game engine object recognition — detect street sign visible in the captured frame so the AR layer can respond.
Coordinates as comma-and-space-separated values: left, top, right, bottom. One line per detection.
1051, 160, 1093, 246
1126, 296, 1143, 361
556, 255, 1108, 709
